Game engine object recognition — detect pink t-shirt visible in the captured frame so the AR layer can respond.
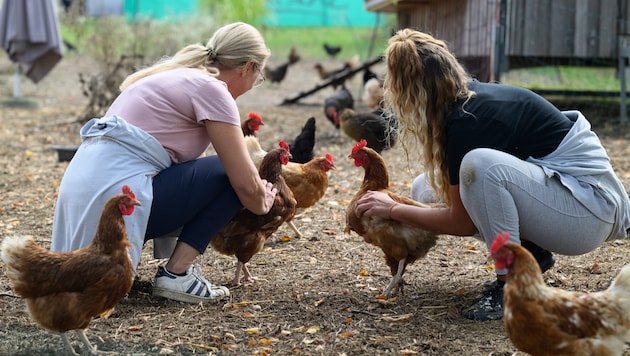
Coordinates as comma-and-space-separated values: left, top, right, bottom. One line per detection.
105, 68, 240, 163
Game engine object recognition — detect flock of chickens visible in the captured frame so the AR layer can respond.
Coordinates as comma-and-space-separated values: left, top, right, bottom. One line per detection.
264, 45, 398, 154
3, 44, 630, 355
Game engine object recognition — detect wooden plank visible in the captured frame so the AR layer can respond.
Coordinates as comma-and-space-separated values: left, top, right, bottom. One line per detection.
574, 0, 592, 57
506, 0, 525, 55
598, 0, 616, 57
523, 1, 542, 55
549, 0, 574, 57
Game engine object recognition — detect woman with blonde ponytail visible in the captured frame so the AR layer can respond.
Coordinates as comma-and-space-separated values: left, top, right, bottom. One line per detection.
52, 22, 275, 304
354, 29, 630, 321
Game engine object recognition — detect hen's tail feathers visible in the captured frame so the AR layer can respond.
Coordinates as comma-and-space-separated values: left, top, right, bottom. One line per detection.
245, 135, 266, 168
609, 263, 630, 293
289, 117, 316, 164
1, 235, 33, 280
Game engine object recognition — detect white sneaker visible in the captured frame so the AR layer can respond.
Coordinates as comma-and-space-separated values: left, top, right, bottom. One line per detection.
153, 264, 230, 303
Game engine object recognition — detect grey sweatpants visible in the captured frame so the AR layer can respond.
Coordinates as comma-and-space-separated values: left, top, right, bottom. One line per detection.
412, 148, 613, 275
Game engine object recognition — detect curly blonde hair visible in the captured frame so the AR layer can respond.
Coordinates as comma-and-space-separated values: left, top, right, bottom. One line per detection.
120, 22, 270, 91
383, 29, 473, 205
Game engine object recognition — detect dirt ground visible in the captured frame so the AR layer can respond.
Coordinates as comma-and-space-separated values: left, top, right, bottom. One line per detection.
2, 53, 630, 356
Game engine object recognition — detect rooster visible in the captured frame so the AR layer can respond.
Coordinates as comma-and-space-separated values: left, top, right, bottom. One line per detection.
242, 111, 264, 137
211, 141, 297, 285
338, 108, 398, 154
289, 116, 317, 164
1, 185, 140, 356
490, 232, 630, 355
245, 135, 335, 238
345, 140, 438, 297
324, 84, 354, 134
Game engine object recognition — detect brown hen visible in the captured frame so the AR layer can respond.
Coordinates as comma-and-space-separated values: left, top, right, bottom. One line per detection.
245, 135, 335, 238
241, 111, 264, 137
345, 140, 438, 297
491, 232, 630, 356
1, 185, 140, 356
211, 141, 297, 285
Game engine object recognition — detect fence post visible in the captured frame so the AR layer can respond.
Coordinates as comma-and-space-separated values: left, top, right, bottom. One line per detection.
619, 37, 630, 125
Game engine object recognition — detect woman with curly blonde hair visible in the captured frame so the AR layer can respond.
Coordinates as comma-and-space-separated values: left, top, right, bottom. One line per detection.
355, 29, 630, 321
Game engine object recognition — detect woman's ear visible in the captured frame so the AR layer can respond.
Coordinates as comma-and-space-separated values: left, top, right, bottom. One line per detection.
241, 61, 254, 77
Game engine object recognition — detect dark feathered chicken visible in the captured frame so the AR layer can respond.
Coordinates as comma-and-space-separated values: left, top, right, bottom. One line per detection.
338, 108, 398, 154
323, 43, 342, 58
289, 117, 316, 164
210, 141, 297, 285
362, 67, 378, 85
264, 62, 291, 84
324, 84, 354, 132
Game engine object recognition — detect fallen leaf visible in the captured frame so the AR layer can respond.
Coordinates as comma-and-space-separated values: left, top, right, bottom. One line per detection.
245, 327, 261, 335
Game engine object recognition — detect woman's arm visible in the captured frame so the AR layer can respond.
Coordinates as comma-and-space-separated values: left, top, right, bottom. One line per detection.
205, 120, 276, 215
355, 185, 477, 236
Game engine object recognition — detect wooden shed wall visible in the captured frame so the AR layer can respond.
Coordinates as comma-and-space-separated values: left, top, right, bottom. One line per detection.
396, 0, 498, 81
397, 0, 497, 57
506, 0, 628, 61
368, 0, 630, 79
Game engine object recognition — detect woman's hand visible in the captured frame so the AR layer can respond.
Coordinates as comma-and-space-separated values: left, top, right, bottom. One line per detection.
261, 179, 278, 213
355, 190, 398, 219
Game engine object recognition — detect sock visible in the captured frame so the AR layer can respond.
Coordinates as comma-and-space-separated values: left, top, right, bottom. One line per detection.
166, 267, 187, 276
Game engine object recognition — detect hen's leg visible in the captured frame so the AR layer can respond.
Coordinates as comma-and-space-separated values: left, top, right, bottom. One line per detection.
241, 262, 258, 284
76, 329, 98, 355
59, 332, 80, 356
229, 261, 244, 286
286, 221, 303, 238
383, 258, 407, 297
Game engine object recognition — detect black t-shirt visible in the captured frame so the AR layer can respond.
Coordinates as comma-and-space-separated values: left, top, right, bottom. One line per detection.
446, 80, 573, 185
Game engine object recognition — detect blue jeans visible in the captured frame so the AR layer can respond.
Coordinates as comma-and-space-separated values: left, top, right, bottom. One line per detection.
145, 155, 242, 254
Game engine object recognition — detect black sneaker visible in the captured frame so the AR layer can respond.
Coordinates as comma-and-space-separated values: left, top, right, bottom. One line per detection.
520, 239, 555, 273
462, 280, 505, 321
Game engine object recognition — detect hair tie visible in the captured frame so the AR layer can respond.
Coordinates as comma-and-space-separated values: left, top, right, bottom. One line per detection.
207, 47, 217, 60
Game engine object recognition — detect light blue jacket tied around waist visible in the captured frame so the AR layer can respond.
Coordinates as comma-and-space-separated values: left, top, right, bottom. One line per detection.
527, 111, 630, 241
51, 115, 171, 269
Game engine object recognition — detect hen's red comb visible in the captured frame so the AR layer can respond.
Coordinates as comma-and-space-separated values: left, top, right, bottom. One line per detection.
248, 111, 263, 123
278, 140, 290, 152
122, 185, 136, 199
325, 153, 334, 164
351, 139, 367, 154
490, 232, 510, 253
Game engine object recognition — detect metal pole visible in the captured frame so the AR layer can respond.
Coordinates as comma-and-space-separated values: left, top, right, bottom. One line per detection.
13, 64, 23, 98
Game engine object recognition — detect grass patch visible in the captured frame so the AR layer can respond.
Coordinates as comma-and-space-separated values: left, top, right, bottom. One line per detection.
501, 66, 621, 91
261, 25, 392, 61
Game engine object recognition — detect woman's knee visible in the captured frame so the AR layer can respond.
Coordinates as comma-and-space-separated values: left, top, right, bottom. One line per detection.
459, 148, 495, 188
411, 173, 440, 203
